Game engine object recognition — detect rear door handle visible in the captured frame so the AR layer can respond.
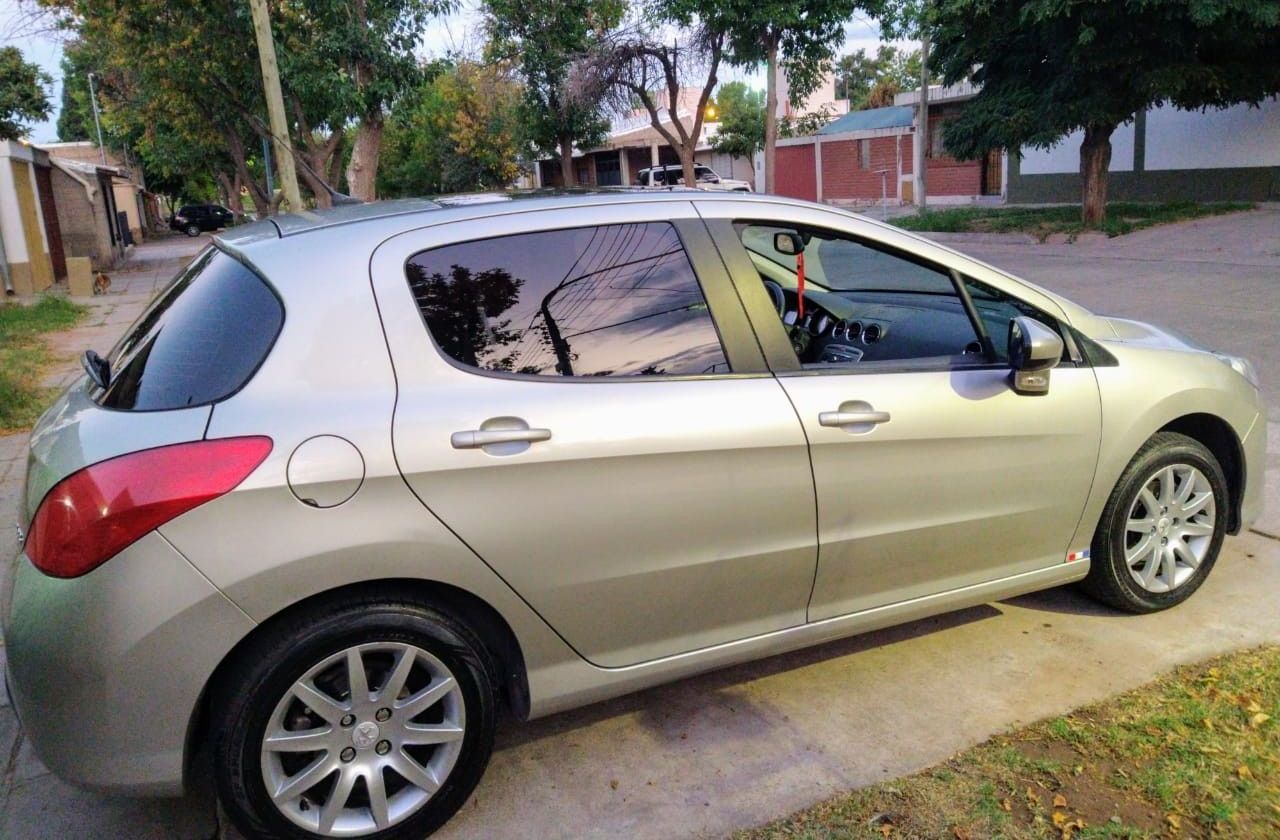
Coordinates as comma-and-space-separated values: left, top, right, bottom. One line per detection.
819, 410, 891, 428
451, 428, 552, 449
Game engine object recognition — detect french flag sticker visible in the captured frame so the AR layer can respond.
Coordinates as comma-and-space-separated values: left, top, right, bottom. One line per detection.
1067, 548, 1091, 563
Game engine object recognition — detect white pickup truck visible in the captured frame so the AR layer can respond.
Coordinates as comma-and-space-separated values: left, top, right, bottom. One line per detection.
636, 164, 753, 192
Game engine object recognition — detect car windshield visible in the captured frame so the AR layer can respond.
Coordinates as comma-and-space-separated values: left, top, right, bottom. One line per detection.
738, 223, 954, 295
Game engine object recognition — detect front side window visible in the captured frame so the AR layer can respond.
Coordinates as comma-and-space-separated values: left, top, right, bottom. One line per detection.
737, 221, 986, 368
406, 223, 729, 377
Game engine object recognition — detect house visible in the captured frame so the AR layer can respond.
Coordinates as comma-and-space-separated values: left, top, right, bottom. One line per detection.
773, 76, 1280, 206
533, 89, 756, 189
1009, 96, 1280, 203
769, 82, 1002, 206
39, 141, 153, 243
47, 157, 129, 270
0, 140, 56, 295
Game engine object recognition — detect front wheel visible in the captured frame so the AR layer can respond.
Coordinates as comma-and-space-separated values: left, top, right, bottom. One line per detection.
184, 223, 202, 237
213, 597, 497, 839
1082, 431, 1227, 613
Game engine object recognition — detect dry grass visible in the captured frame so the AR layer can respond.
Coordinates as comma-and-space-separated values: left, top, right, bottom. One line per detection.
892, 202, 1256, 241
0, 294, 86, 432
736, 646, 1280, 839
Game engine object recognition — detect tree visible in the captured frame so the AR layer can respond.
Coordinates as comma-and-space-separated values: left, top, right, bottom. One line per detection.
55, 41, 95, 141
710, 80, 764, 158
320, 0, 453, 202
569, 15, 725, 189
46, 0, 286, 213
928, 0, 1280, 225
0, 46, 51, 140
379, 59, 525, 196
834, 45, 921, 110
486, 0, 624, 186
701, 0, 886, 194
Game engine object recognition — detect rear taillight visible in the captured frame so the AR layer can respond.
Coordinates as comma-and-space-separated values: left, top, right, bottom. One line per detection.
25, 436, 272, 578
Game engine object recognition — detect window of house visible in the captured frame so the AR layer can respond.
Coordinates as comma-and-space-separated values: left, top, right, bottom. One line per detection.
859, 139, 872, 170
406, 223, 729, 377
929, 120, 947, 159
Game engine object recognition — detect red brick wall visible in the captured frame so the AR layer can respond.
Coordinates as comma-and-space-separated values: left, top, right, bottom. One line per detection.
775, 145, 817, 202
900, 135, 912, 175
821, 135, 904, 201
926, 158, 981, 196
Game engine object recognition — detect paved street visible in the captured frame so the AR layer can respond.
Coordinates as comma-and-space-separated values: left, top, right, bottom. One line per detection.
0, 210, 1277, 840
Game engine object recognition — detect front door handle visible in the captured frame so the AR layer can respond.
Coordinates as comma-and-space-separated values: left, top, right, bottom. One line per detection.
819, 410, 891, 428
451, 427, 552, 450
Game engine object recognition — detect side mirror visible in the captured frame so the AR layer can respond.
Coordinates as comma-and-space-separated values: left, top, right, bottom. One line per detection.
1007, 316, 1063, 396
774, 231, 805, 255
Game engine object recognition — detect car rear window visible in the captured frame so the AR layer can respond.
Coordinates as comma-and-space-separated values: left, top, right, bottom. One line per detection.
95, 248, 283, 410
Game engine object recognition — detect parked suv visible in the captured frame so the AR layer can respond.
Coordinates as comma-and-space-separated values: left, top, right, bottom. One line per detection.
3, 192, 1264, 839
171, 203, 235, 236
637, 163, 752, 191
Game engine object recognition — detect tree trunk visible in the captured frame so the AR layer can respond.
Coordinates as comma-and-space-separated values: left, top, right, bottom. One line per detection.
328, 145, 345, 193
764, 38, 779, 195
346, 110, 385, 202
559, 135, 574, 187
299, 161, 334, 208
1079, 122, 1115, 227
216, 172, 245, 217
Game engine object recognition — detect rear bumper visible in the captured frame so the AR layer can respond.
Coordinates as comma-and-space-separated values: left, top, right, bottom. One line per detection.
2, 533, 255, 796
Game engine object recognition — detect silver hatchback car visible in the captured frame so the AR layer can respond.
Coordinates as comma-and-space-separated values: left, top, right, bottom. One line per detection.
3, 192, 1265, 839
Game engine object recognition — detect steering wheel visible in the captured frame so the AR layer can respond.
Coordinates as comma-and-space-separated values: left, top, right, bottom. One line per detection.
762, 279, 786, 317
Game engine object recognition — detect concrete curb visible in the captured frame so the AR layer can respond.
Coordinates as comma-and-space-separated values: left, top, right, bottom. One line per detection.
919, 231, 1040, 245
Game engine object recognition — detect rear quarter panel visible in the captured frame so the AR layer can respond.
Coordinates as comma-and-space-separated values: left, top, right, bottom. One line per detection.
157, 227, 584, 715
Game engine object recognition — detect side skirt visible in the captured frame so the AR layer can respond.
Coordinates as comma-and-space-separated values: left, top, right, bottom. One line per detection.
526, 561, 1089, 719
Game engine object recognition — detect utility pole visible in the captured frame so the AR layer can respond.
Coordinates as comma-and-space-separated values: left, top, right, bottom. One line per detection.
262, 137, 275, 196
915, 33, 929, 210
247, 0, 303, 212
87, 72, 107, 165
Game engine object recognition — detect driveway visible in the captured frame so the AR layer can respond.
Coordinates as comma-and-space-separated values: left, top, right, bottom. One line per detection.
0, 214, 1277, 839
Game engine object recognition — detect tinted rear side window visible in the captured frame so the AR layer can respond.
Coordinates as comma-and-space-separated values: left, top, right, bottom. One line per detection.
97, 248, 283, 410
405, 223, 728, 377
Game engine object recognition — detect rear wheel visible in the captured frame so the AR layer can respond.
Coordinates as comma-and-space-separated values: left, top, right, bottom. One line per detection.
213, 597, 496, 839
1082, 432, 1227, 613
184, 223, 202, 237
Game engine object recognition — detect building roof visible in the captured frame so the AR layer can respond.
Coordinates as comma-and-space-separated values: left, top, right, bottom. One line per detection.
817, 105, 915, 135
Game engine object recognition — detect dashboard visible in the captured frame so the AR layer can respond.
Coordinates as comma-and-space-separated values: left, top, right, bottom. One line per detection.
763, 280, 987, 366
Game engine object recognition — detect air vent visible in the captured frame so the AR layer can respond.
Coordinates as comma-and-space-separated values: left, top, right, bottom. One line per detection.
862, 323, 882, 344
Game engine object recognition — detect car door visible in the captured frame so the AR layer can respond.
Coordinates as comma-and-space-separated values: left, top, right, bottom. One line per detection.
369, 201, 818, 667
699, 200, 1102, 621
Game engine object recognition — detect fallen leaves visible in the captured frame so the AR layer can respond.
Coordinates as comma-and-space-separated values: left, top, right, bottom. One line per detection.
1249, 712, 1271, 728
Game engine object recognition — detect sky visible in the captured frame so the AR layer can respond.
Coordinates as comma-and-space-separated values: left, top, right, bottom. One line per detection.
0, 0, 906, 145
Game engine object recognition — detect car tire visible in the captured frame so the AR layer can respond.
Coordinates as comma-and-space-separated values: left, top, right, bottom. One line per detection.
212, 595, 497, 839
184, 223, 202, 237
1082, 431, 1227, 613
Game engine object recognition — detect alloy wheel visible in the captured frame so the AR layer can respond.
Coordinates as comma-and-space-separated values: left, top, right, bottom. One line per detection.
259, 642, 466, 837
1124, 463, 1216, 594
